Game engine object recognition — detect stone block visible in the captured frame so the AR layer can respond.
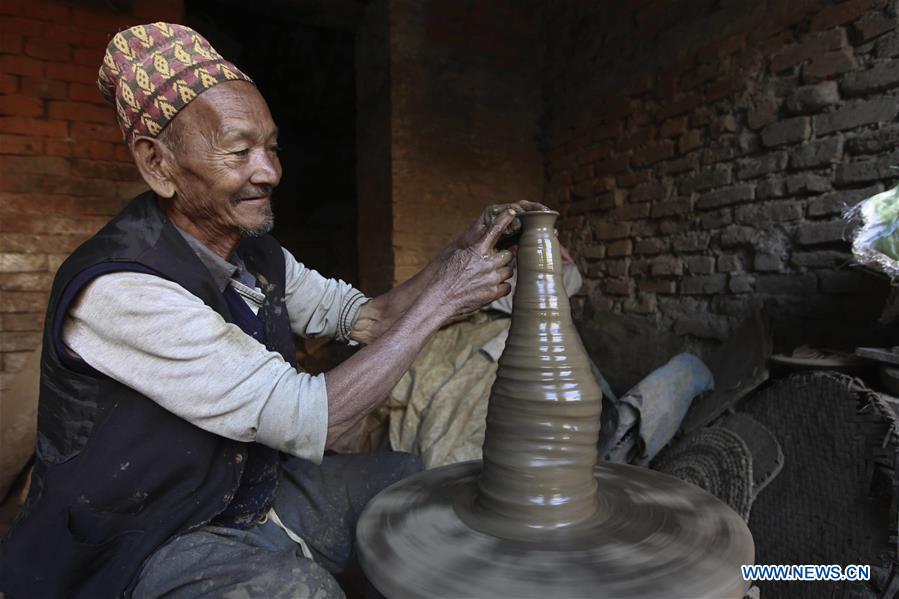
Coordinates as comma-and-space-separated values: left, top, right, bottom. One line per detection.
761, 116, 811, 147
796, 220, 848, 245
0, 253, 47, 272
672, 232, 711, 252
770, 29, 846, 72
696, 184, 756, 210
845, 124, 899, 154
747, 97, 780, 130
735, 201, 803, 224
801, 48, 857, 83
710, 115, 738, 139
736, 151, 788, 179
841, 60, 899, 96
595, 221, 632, 241
639, 279, 676, 294
853, 11, 898, 43
790, 250, 852, 268
678, 129, 703, 154
757, 177, 786, 199
684, 255, 716, 274
605, 259, 630, 277
789, 136, 844, 169
651, 198, 692, 218
702, 145, 737, 165
650, 256, 683, 276
622, 294, 657, 314
614, 203, 651, 221
811, 0, 888, 31
630, 181, 670, 203
728, 275, 754, 293
700, 208, 733, 230
660, 153, 700, 175
634, 238, 668, 255
785, 173, 831, 194
754, 252, 786, 271
717, 254, 743, 272
876, 29, 899, 58
603, 278, 633, 296
632, 141, 674, 167
755, 273, 818, 294
814, 97, 899, 134
835, 152, 899, 184
679, 166, 733, 194
660, 116, 688, 138
617, 170, 652, 189
660, 219, 690, 234
784, 81, 840, 114
807, 183, 882, 216
607, 239, 633, 257
720, 225, 759, 248
680, 274, 727, 295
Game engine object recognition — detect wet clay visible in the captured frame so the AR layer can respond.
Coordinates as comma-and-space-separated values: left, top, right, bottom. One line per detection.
356, 211, 754, 599
457, 211, 603, 538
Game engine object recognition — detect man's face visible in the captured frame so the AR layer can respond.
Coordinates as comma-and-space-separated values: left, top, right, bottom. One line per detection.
162, 80, 282, 239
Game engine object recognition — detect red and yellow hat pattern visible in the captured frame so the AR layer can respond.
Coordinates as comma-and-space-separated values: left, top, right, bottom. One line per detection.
98, 22, 253, 145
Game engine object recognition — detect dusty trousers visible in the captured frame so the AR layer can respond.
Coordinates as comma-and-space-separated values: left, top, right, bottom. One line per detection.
131, 452, 423, 598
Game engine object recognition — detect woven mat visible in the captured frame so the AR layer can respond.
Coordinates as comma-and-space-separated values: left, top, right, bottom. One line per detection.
653, 427, 754, 520
743, 371, 893, 599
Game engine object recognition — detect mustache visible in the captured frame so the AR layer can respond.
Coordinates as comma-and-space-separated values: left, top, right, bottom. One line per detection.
232, 185, 275, 203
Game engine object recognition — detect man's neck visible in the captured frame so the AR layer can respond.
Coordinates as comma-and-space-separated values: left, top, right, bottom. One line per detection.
164, 203, 239, 259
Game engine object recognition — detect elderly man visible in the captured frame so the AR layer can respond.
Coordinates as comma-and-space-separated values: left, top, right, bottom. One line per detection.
0, 23, 544, 598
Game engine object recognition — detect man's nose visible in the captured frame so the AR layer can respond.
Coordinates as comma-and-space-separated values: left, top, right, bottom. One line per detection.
250, 150, 281, 187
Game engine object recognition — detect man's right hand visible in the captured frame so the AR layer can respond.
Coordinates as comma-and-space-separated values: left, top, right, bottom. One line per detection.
430, 209, 516, 318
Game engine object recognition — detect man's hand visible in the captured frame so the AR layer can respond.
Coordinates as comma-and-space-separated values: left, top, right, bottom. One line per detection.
451, 200, 550, 252
431, 209, 516, 318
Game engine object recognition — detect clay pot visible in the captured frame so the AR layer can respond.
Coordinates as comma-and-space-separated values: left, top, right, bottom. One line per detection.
461, 210, 603, 538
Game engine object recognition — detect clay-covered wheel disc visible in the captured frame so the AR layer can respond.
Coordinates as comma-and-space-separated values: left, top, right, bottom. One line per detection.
356, 461, 754, 599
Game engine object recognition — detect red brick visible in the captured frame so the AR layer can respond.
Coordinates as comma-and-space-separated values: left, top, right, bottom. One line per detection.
0, 0, 22, 15
20, 75, 66, 100
71, 6, 133, 33
0, 32, 23, 53
69, 141, 118, 162
811, 0, 887, 31
21, 0, 70, 23
114, 144, 131, 162
0, 155, 68, 175
0, 213, 106, 235
0, 193, 121, 216
0, 290, 47, 312
0, 330, 41, 349
47, 100, 112, 123
43, 138, 72, 157
0, 54, 43, 77
0, 133, 41, 154
69, 82, 104, 104
72, 120, 121, 143
0, 73, 17, 94
0, 17, 42, 37
44, 62, 95, 84
35, 21, 85, 45
78, 28, 113, 50
73, 47, 102, 67
133, 0, 183, 23
1, 312, 44, 332
0, 271, 53, 291
0, 94, 43, 117
0, 115, 67, 136
0, 233, 86, 253
24, 36, 70, 61
0, 252, 46, 271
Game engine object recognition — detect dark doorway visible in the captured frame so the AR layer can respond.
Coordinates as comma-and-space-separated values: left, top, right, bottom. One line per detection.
185, 0, 359, 284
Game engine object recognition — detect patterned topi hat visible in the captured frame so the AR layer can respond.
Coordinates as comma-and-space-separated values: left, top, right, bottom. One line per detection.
98, 22, 253, 145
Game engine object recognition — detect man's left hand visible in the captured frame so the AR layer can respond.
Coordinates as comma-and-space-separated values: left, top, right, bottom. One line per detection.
452, 200, 550, 251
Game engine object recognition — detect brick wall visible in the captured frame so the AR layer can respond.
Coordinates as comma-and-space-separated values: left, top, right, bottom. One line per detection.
543, 0, 897, 387
386, 0, 544, 285
0, 0, 181, 390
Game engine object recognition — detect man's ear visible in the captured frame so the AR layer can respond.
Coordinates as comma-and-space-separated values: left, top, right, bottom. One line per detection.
131, 136, 177, 199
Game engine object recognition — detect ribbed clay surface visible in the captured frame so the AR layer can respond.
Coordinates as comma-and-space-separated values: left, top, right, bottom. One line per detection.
460, 211, 603, 537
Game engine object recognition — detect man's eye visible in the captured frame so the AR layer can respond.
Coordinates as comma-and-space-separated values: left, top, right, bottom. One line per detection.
269, 144, 282, 153
231, 148, 250, 156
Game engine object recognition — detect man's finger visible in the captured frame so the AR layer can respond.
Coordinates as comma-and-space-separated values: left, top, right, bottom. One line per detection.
477, 209, 516, 254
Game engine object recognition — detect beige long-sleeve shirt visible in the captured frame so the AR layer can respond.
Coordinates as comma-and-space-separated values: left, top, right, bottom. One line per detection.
62, 232, 367, 464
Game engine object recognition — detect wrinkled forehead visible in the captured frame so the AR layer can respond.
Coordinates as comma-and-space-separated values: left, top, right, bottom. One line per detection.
173, 80, 277, 144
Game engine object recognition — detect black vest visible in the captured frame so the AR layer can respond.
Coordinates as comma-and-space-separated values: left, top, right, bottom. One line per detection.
0, 192, 298, 598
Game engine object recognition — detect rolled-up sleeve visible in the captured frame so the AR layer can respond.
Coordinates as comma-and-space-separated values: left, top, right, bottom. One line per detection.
63, 273, 328, 463
282, 247, 369, 344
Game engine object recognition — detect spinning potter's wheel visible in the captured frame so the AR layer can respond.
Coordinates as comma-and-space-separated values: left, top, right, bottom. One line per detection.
357, 212, 754, 598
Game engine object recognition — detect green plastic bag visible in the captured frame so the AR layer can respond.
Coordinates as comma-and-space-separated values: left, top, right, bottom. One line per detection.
847, 184, 899, 280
